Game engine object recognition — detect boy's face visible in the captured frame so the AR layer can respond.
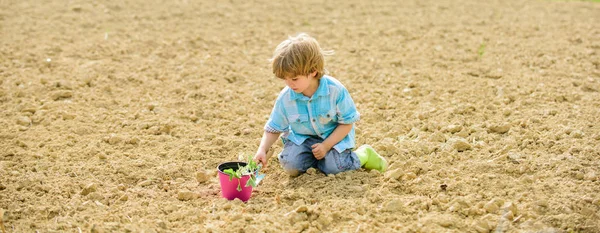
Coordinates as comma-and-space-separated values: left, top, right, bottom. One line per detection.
284, 74, 312, 93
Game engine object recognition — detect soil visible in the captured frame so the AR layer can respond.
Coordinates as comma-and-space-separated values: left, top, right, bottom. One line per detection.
1, 0, 599, 232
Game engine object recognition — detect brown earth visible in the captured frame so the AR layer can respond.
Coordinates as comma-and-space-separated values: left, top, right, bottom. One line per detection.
1, 0, 599, 232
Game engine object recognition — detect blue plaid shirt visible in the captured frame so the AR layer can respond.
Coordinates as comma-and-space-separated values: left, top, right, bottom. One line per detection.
264, 75, 360, 153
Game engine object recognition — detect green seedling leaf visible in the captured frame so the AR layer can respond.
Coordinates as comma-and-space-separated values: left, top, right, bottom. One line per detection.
246, 176, 257, 188
223, 168, 239, 181
247, 155, 257, 168
236, 180, 242, 192
246, 164, 265, 187
478, 42, 486, 58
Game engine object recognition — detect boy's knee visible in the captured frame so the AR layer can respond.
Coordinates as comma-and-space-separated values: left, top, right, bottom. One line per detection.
282, 168, 302, 177
319, 163, 343, 175
318, 150, 360, 175
278, 152, 306, 176
279, 159, 304, 176
318, 156, 346, 175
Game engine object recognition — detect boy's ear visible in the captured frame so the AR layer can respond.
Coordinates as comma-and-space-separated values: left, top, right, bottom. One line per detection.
310, 70, 318, 78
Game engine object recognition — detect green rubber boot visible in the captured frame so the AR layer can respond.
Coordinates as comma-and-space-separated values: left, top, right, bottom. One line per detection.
355, 145, 387, 172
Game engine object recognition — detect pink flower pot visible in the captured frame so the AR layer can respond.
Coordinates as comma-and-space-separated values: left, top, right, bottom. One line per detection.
217, 162, 253, 202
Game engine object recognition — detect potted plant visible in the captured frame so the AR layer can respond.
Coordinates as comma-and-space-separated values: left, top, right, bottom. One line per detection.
217, 156, 265, 202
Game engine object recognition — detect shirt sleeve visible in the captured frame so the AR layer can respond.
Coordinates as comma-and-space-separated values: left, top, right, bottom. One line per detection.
264, 98, 289, 133
336, 87, 360, 124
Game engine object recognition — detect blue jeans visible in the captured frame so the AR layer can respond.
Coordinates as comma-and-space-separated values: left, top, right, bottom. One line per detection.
278, 137, 361, 176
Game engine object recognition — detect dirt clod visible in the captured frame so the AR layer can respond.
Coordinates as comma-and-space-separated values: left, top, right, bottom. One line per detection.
81, 183, 97, 196
196, 170, 211, 183
177, 190, 198, 201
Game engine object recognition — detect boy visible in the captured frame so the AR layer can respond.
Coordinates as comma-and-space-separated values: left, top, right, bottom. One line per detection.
253, 33, 387, 176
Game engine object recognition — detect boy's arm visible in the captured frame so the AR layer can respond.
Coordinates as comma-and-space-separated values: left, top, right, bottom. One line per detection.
312, 123, 352, 159
322, 124, 352, 149
254, 131, 281, 167
256, 92, 289, 167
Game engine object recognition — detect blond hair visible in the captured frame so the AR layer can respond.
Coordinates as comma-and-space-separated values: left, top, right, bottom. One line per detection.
270, 33, 333, 79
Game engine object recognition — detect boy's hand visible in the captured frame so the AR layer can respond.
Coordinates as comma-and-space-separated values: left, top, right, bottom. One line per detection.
311, 143, 331, 160
254, 151, 268, 168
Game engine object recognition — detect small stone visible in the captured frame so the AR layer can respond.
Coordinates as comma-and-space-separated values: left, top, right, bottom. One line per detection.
501, 202, 518, 215
242, 128, 253, 135
382, 199, 404, 212
503, 210, 515, 220
437, 195, 449, 204
489, 123, 511, 134
306, 167, 317, 175
61, 112, 76, 120
147, 102, 158, 111
81, 183, 97, 196
448, 203, 462, 212
317, 214, 332, 226
126, 137, 140, 145
455, 129, 469, 138
491, 198, 505, 207
196, 170, 211, 183
584, 172, 597, 181
90, 224, 103, 233
403, 172, 417, 180
16, 116, 31, 126
455, 197, 470, 207
345, 175, 352, 181
568, 129, 584, 138
88, 192, 104, 201
71, 6, 83, 12
138, 180, 153, 187
106, 134, 123, 145
473, 220, 490, 233
468, 206, 482, 216
448, 138, 472, 152
446, 124, 462, 133
484, 200, 499, 213
177, 190, 197, 201
535, 200, 547, 207
222, 203, 233, 210
157, 220, 167, 229
385, 168, 403, 180
369, 169, 381, 176
20, 105, 36, 114
50, 90, 73, 100
428, 132, 446, 142
437, 216, 454, 227
295, 205, 308, 213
